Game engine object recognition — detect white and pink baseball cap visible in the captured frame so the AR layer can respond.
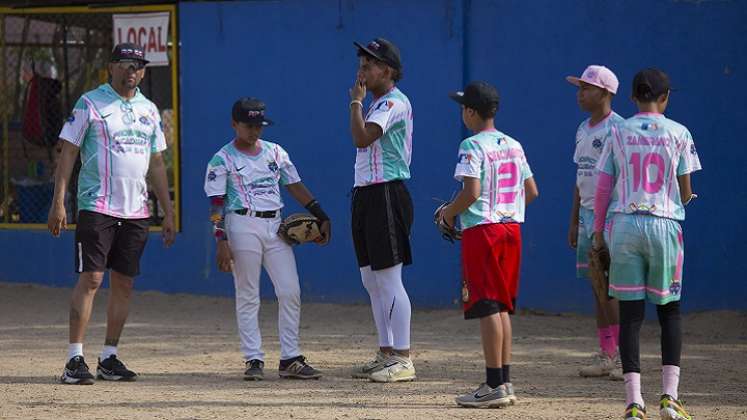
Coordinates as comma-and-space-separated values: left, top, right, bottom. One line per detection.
566, 65, 619, 94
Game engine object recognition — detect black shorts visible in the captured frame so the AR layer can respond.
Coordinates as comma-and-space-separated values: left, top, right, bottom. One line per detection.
351, 180, 413, 270
74, 210, 150, 277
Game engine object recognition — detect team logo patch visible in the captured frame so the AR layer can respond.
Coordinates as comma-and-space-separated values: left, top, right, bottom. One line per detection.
669, 281, 681, 295
458, 153, 473, 164
592, 138, 603, 149
66, 114, 75, 123
207, 170, 217, 182
139, 116, 151, 125
629, 202, 656, 214
375, 100, 394, 112
112, 141, 126, 154
496, 210, 517, 223
267, 161, 279, 173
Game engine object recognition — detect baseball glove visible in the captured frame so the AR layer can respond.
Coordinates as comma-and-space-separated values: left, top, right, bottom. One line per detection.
278, 213, 322, 245
588, 245, 611, 301
434, 202, 462, 243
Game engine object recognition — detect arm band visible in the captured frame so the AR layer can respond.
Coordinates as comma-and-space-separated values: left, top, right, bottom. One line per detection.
210, 196, 228, 241
305, 199, 330, 222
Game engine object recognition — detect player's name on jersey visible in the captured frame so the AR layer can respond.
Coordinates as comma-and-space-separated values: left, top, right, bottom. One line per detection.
625, 135, 674, 147
484, 148, 524, 162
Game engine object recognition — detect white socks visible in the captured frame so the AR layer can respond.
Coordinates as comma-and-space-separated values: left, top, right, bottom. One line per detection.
662, 365, 680, 400
68, 343, 83, 361
101, 345, 118, 361
624, 372, 645, 407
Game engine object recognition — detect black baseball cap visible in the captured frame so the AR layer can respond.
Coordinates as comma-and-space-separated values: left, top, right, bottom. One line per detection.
111, 43, 149, 64
449, 81, 500, 114
354, 38, 402, 71
632, 68, 671, 102
232, 98, 273, 126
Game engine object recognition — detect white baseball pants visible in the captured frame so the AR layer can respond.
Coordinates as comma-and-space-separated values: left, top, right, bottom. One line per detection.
225, 212, 301, 361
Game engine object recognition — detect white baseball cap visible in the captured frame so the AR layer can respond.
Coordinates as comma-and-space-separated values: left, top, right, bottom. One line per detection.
566, 65, 619, 94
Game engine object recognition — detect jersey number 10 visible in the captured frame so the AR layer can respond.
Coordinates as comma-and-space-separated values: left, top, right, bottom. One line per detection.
629, 152, 665, 194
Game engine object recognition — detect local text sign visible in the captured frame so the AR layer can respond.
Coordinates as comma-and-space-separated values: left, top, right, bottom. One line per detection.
112, 12, 170, 66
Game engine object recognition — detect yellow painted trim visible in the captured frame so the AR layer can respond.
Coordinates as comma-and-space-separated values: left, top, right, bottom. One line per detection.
169, 5, 181, 232
0, 4, 181, 232
0, 5, 175, 14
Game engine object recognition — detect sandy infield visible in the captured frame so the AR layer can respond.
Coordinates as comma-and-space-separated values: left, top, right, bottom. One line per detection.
0, 282, 744, 419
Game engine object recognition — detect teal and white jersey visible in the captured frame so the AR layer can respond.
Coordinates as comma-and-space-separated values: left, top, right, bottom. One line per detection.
573, 111, 624, 209
204, 139, 301, 212
454, 130, 533, 229
59, 83, 167, 219
354, 87, 413, 187
596, 113, 701, 221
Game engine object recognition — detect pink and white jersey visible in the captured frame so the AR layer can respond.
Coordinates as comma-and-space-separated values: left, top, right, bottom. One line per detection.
59, 83, 167, 219
354, 87, 413, 187
573, 112, 624, 209
454, 130, 533, 229
204, 139, 301, 212
596, 113, 701, 221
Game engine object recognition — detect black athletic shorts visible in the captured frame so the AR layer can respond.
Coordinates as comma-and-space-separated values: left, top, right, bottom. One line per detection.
74, 210, 150, 277
351, 180, 413, 270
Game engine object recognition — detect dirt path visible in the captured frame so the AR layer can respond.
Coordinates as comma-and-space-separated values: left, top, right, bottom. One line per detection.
0, 282, 744, 419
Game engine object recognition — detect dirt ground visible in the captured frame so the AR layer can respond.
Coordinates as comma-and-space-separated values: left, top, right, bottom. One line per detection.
0, 282, 744, 420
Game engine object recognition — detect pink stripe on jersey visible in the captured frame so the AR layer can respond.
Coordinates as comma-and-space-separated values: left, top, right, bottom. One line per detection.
83, 97, 110, 213
614, 129, 628, 206
673, 230, 684, 282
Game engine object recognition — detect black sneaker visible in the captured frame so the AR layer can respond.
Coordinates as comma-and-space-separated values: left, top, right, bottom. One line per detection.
278, 355, 322, 380
244, 359, 264, 381
97, 355, 138, 381
60, 356, 95, 385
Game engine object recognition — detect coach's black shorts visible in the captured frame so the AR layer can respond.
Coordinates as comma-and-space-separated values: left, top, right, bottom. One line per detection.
352, 180, 413, 270
74, 210, 150, 277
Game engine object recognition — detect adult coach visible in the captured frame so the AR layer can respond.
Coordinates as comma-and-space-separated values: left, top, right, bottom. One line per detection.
349, 38, 415, 383
48, 43, 175, 385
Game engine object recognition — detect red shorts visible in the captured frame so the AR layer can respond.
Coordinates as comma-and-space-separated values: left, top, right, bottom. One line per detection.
461, 222, 521, 319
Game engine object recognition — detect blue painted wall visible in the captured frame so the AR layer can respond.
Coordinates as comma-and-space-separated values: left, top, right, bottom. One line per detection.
1, 0, 745, 312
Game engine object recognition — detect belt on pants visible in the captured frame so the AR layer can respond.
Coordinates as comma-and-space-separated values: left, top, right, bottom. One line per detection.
233, 209, 279, 218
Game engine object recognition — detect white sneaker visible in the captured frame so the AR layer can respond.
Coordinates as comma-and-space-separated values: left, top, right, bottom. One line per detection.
455, 383, 511, 408
351, 350, 388, 379
579, 351, 616, 377
369, 354, 416, 383
608, 353, 623, 381
505, 382, 518, 405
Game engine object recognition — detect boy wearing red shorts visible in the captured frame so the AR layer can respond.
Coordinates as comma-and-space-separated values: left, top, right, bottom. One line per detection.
438, 81, 539, 408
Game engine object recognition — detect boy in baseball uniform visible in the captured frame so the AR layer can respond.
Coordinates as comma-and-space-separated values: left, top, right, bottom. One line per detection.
204, 98, 331, 381
593, 68, 700, 420
566, 65, 625, 380
438, 81, 538, 408
348, 38, 416, 383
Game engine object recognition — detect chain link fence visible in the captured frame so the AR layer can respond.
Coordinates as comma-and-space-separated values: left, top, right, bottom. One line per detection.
0, 7, 178, 227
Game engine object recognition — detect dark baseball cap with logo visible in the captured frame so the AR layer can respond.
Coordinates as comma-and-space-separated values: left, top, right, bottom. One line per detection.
232, 97, 273, 126
449, 81, 500, 114
354, 38, 402, 71
632, 68, 671, 102
111, 42, 149, 64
